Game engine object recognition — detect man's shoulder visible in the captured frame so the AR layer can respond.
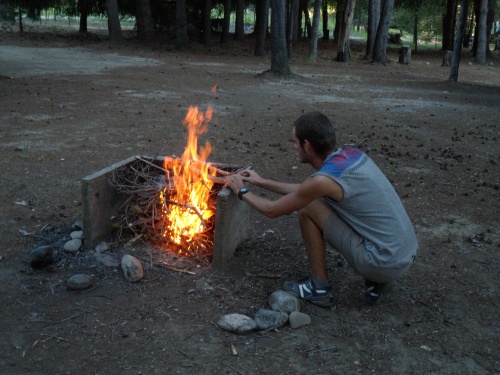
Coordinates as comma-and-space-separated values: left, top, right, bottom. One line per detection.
322, 148, 366, 176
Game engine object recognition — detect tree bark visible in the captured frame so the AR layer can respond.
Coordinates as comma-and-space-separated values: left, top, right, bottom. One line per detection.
364, 0, 380, 60
291, 0, 299, 43
78, 0, 89, 33
475, 0, 488, 64
308, 0, 322, 59
442, 0, 458, 51
200, 0, 212, 45
322, 0, 329, 40
136, 0, 154, 41
105, 0, 123, 44
254, 0, 270, 56
270, 0, 291, 75
372, 0, 395, 64
176, 0, 189, 50
449, 0, 470, 82
221, 0, 231, 44
235, 0, 245, 40
336, 0, 356, 62
332, 0, 344, 46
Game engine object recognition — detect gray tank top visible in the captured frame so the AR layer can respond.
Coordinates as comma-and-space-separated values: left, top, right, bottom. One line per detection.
314, 148, 418, 268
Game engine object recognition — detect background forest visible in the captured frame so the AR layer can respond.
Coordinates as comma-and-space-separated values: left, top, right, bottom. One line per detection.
1, 0, 499, 74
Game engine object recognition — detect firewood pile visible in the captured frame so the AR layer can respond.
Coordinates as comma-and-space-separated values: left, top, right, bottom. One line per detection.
109, 155, 238, 265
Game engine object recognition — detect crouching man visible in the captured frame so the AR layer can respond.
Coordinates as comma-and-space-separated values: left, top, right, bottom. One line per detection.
226, 111, 418, 306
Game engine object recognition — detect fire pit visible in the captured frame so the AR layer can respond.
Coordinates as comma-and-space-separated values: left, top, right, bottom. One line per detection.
81, 106, 250, 268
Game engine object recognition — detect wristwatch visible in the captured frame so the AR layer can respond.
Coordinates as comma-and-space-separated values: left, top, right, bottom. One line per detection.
238, 187, 250, 200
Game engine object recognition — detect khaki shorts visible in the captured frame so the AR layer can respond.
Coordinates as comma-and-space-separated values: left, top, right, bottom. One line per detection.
323, 211, 413, 283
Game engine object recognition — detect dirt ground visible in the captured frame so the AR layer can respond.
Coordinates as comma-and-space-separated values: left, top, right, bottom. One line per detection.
0, 26, 499, 375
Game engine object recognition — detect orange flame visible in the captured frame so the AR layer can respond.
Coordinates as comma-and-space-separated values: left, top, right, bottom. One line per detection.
161, 106, 216, 253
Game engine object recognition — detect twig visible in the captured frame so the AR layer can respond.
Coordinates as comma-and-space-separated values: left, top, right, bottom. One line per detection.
156, 261, 196, 275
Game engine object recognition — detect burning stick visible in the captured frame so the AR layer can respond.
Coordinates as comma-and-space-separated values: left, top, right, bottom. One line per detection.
162, 198, 208, 229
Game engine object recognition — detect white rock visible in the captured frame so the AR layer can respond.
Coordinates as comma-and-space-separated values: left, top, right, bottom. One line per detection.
268, 290, 300, 313
217, 313, 257, 333
64, 239, 82, 253
288, 311, 311, 329
70, 230, 84, 240
254, 308, 288, 330
121, 254, 144, 282
94, 252, 120, 268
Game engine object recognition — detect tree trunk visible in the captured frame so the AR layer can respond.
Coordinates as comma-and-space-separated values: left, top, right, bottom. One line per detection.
136, 0, 154, 41
270, 0, 291, 75
475, 0, 488, 64
308, 0, 322, 59
176, 0, 189, 50
412, 13, 418, 54
300, 0, 311, 39
18, 6, 23, 33
336, 0, 356, 62
254, 0, 270, 56
464, 6, 474, 48
235, 0, 245, 40
78, 0, 89, 33
291, 0, 299, 43
372, 0, 395, 64
364, 0, 380, 60
332, 0, 344, 46
221, 0, 231, 44
449, 0, 470, 82
486, 0, 495, 54
322, 0, 329, 40
105, 0, 123, 44
442, 0, 458, 51
200, 0, 212, 45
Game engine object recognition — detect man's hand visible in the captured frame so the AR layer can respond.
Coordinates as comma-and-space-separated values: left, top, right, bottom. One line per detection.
225, 173, 245, 194
239, 169, 263, 186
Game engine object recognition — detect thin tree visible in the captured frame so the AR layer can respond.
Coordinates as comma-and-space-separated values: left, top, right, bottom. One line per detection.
371, 0, 395, 64
200, 0, 212, 45
221, 0, 231, 44
308, 0, 322, 60
449, 0, 470, 81
254, 0, 270, 56
475, 0, 488, 64
136, 0, 153, 41
176, 0, 189, 50
78, 0, 89, 33
364, 0, 381, 60
442, 0, 458, 51
269, 0, 291, 75
105, 0, 123, 43
322, 0, 330, 40
235, 0, 245, 40
336, 0, 356, 62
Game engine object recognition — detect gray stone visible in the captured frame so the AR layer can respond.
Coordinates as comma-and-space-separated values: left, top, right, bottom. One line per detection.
121, 254, 144, 282
70, 230, 84, 240
268, 290, 300, 313
94, 241, 110, 252
67, 274, 93, 290
288, 311, 311, 329
94, 252, 120, 268
63, 239, 82, 253
30, 245, 54, 268
217, 313, 257, 334
254, 308, 288, 330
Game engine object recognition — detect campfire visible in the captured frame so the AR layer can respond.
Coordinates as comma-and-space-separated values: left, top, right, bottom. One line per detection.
108, 106, 245, 265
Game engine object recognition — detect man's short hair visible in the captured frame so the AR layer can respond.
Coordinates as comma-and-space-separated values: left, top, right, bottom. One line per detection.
294, 111, 336, 158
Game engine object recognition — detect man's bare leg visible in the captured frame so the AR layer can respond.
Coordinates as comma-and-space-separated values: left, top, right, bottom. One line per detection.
298, 199, 333, 282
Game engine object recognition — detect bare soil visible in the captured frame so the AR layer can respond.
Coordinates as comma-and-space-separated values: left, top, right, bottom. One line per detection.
0, 27, 499, 375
